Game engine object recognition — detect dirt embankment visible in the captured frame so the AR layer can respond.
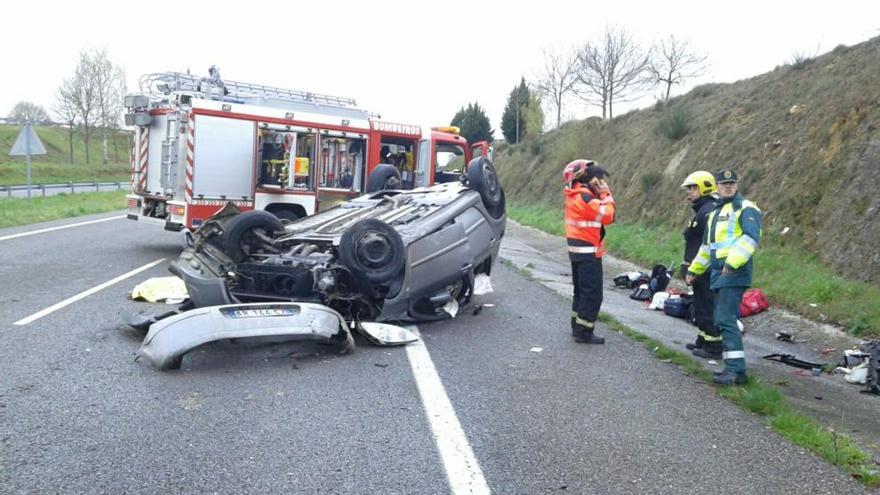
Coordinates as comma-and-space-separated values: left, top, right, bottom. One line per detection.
495, 36, 880, 284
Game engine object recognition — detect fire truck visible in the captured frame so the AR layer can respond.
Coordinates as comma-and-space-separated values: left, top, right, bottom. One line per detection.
123, 68, 491, 231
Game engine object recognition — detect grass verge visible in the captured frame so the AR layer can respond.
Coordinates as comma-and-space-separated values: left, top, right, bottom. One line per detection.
597, 312, 880, 487
507, 201, 880, 336
0, 190, 125, 229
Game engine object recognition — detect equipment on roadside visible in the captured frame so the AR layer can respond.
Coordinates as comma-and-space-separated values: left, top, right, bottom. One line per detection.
613, 271, 649, 289
663, 295, 693, 318
648, 264, 672, 293
860, 340, 880, 395
739, 288, 770, 317
630, 284, 651, 301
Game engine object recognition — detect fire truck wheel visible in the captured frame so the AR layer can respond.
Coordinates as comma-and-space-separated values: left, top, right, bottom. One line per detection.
466, 156, 505, 218
339, 218, 405, 285
222, 210, 284, 262
268, 207, 301, 224
366, 164, 402, 193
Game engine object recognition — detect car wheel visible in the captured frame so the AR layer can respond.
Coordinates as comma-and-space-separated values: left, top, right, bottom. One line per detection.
466, 156, 505, 218
222, 210, 284, 262
366, 164, 402, 193
339, 218, 405, 284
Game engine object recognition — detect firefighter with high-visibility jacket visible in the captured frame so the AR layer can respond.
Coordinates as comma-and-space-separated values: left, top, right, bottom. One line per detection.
686, 169, 762, 386
680, 170, 722, 359
563, 159, 615, 344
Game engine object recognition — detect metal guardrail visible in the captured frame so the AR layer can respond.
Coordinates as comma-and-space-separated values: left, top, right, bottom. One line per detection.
0, 181, 125, 198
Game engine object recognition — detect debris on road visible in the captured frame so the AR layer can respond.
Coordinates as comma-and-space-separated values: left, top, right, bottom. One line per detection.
529, 347, 543, 353
763, 353, 826, 371
129, 276, 188, 304
356, 322, 419, 346
473, 273, 494, 295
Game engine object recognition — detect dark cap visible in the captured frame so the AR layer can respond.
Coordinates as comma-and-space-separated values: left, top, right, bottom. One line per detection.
715, 169, 738, 183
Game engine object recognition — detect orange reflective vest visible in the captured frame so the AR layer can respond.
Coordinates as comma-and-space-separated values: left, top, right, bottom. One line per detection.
564, 184, 616, 257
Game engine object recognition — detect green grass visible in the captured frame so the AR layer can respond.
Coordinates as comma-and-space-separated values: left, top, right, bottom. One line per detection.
0, 190, 126, 228
508, 200, 880, 336
0, 124, 130, 185
655, 107, 692, 140
598, 312, 880, 487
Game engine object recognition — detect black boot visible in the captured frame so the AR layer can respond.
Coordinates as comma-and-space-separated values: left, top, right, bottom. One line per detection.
713, 370, 747, 386
685, 336, 704, 351
573, 321, 605, 344
571, 316, 579, 336
692, 345, 722, 359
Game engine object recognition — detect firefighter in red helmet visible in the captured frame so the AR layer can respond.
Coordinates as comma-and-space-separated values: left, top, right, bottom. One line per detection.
563, 159, 616, 344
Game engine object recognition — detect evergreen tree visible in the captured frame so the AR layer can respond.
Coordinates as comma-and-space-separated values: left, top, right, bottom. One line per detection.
500, 77, 536, 143
520, 94, 545, 140
450, 102, 494, 144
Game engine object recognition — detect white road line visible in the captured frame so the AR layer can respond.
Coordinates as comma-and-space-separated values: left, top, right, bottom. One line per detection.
0, 215, 126, 242
14, 258, 166, 326
405, 326, 491, 495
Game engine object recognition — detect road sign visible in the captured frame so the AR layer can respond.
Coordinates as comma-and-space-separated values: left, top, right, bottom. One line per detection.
9, 123, 47, 156
9, 123, 47, 199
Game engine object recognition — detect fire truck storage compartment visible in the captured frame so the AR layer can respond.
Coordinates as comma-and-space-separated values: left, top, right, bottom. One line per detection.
192, 116, 256, 200
145, 115, 168, 195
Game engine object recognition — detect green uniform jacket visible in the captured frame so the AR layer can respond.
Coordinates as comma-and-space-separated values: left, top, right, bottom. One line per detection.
688, 193, 762, 290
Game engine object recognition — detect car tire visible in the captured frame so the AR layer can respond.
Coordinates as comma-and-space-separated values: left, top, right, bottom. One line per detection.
222, 210, 284, 262
339, 218, 405, 284
466, 156, 505, 218
366, 164, 402, 193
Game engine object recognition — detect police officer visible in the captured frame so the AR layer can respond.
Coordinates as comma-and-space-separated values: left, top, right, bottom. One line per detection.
686, 170, 761, 385
563, 159, 616, 344
679, 171, 722, 359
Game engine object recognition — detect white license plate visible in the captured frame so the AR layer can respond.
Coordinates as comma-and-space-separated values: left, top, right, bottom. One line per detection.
223, 307, 298, 319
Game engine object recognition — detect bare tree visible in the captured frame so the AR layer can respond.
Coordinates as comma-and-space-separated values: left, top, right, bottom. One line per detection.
576, 26, 652, 119
8, 101, 49, 123
57, 50, 119, 165
95, 60, 127, 164
535, 46, 580, 128
53, 89, 79, 164
650, 35, 707, 102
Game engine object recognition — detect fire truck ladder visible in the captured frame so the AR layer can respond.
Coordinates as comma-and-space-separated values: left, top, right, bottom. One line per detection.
139, 72, 358, 108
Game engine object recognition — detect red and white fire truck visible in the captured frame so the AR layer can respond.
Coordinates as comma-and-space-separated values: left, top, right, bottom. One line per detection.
124, 69, 491, 231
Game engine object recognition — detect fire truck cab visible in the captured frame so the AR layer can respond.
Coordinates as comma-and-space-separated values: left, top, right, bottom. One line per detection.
124, 69, 491, 231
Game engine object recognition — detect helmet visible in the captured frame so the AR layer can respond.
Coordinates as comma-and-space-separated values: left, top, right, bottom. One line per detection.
563, 159, 596, 184
680, 170, 717, 196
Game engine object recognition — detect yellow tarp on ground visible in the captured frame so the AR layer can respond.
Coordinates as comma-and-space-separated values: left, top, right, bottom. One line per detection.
130, 276, 189, 303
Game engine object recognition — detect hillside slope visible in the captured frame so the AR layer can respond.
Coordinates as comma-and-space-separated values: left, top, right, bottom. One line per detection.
496, 36, 880, 284
0, 125, 130, 184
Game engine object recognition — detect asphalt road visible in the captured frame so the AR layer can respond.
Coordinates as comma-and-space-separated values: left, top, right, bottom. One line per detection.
0, 212, 870, 494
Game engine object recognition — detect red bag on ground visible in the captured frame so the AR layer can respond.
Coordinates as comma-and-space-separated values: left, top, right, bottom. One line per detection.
739, 288, 770, 317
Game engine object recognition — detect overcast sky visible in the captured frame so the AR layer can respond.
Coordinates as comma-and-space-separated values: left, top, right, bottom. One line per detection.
3, 1, 878, 133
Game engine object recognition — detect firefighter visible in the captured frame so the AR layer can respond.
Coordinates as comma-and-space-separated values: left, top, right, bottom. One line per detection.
686, 170, 761, 385
563, 159, 616, 344
679, 171, 722, 359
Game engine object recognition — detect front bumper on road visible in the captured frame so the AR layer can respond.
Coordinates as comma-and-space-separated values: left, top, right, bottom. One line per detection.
139, 302, 352, 370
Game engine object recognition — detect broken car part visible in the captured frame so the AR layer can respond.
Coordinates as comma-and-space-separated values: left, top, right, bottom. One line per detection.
355, 322, 419, 346
138, 302, 351, 371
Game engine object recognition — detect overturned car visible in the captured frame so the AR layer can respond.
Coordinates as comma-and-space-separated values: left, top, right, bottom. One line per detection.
137, 157, 506, 369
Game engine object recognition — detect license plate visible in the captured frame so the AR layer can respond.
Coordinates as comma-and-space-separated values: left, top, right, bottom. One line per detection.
222, 307, 299, 319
